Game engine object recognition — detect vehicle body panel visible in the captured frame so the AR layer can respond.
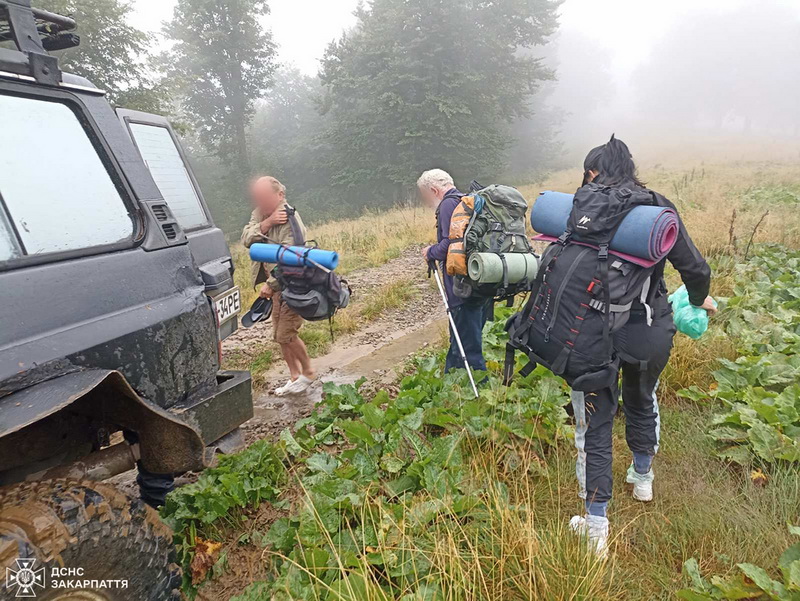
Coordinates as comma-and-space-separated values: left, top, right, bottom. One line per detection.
0, 32, 252, 481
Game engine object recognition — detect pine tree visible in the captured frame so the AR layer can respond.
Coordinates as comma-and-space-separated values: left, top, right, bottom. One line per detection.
319, 0, 560, 205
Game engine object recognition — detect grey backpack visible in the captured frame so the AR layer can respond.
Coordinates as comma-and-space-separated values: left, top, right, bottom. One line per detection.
272, 208, 351, 326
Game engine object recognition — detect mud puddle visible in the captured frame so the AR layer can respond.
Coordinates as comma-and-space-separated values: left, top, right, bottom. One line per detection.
242, 317, 447, 443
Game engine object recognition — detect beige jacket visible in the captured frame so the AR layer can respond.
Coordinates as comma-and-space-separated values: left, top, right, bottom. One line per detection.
240, 202, 308, 291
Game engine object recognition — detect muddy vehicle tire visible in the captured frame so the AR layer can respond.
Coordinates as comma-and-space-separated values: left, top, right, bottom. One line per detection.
0, 479, 180, 601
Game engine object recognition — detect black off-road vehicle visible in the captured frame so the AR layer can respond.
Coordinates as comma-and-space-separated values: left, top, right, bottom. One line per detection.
0, 2, 252, 598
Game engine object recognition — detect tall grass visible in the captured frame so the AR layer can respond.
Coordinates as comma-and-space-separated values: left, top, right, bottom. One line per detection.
228, 161, 800, 390
522, 161, 800, 258
233, 161, 800, 314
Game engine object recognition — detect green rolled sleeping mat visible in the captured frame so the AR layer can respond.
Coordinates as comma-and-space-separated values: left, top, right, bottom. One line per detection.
467, 252, 539, 285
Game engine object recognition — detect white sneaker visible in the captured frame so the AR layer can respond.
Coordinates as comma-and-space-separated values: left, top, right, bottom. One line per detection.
570, 514, 609, 558
274, 379, 296, 396
626, 463, 654, 502
284, 374, 315, 394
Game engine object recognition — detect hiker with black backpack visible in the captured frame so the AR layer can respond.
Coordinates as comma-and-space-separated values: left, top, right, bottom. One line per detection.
242, 176, 316, 395
505, 136, 715, 556
418, 169, 492, 374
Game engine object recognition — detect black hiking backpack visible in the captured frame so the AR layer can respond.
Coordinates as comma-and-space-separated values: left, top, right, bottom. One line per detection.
503, 184, 660, 391
271, 207, 351, 329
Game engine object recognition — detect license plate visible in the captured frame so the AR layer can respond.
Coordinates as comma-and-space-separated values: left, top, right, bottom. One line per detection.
214, 287, 241, 325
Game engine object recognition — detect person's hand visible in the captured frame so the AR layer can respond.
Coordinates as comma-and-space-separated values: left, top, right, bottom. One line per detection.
699, 295, 717, 316
259, 284, 274, 299
422, 246, 431, 262
260, 209, 289, 233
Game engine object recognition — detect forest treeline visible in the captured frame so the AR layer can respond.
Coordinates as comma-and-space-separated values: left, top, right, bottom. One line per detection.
37, 0, 800, 237
37, 0, 563, 235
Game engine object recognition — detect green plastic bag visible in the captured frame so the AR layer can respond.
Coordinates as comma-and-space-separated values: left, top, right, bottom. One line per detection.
668, 285, 715, 339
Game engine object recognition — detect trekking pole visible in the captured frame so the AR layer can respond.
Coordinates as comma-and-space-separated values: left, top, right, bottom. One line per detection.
428, 260, 479, 399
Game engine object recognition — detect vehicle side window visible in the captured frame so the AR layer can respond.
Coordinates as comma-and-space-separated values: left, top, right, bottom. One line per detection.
128, 123, 209, 230
0, 209, 21, 261
0, 94, 135, 257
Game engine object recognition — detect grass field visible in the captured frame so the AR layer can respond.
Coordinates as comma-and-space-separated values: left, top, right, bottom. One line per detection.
193, 156, 800, 600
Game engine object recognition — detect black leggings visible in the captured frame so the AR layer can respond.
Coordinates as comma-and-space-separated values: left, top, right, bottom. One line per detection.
571, 301, 676, 514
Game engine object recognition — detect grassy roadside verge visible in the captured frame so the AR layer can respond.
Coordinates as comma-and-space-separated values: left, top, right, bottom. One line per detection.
171, 240, 800, 600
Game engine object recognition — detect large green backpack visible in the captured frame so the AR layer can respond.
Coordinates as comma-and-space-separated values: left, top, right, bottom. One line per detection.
453, 182, 536, 301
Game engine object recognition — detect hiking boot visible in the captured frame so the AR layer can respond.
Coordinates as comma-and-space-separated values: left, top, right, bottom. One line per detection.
274, 379, 296, 396
570, 514, 609, 558
285, 374, 315, 394
626, 463, 654, 502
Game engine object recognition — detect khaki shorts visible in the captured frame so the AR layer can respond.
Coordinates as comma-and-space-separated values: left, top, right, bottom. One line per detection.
272, 292, 303, 344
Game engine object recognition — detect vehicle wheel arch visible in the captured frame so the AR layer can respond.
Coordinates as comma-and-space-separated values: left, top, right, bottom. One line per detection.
0, 369, 208, 485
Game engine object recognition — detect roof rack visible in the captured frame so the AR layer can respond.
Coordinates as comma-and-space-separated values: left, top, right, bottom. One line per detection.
0, 0, 79, 85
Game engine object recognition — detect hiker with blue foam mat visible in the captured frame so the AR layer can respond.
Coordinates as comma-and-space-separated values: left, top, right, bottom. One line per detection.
241, 176, 316, 396
505, 136, 716, 556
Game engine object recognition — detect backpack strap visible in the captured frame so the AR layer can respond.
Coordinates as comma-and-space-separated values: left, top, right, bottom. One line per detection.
286, 205, 305, 246
598, 243, 612, 356
587, 299, 633, 313
498, 252, 510, 291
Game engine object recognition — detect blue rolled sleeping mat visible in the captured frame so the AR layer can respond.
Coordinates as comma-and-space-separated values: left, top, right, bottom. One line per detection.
249, 243, 339, 270
530, 191, 680, 265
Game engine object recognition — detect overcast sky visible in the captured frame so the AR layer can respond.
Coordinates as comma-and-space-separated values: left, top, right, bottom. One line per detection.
128, 0, 800, 79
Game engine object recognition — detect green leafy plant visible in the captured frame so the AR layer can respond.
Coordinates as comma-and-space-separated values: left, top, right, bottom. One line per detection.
161, 439, 287, 593
681, 245, 800, 465
171, 308, 578, 599
678, 525, 800, 600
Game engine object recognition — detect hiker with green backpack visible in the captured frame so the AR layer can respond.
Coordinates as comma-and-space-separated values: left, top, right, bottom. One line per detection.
418, 169, 492, 374
419, 169, 539, 385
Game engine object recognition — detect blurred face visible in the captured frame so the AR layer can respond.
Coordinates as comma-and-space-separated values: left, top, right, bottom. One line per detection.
250, 178, 285, 216
418, 185, 444, 209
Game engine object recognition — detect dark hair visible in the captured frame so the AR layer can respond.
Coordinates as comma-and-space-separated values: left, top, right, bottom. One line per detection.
582, 134, 645, 188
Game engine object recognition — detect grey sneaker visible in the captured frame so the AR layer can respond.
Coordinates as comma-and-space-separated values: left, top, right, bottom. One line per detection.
570, 514, 609, 558
626, 463, 654, 502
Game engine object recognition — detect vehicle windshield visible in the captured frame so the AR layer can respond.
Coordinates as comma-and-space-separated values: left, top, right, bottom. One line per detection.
0, 93, 135, 261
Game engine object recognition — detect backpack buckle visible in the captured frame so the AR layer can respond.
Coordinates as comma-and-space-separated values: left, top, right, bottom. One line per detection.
598, 244, 609, 261
557, 231, 572, 246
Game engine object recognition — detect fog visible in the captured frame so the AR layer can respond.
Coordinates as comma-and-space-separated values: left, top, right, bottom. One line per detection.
545, 0, 800, 164
128, 0, 800, 168
113, 0, 800, 230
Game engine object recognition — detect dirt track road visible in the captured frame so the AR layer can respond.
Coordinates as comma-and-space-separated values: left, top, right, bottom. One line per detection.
224, 246, 449, 443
